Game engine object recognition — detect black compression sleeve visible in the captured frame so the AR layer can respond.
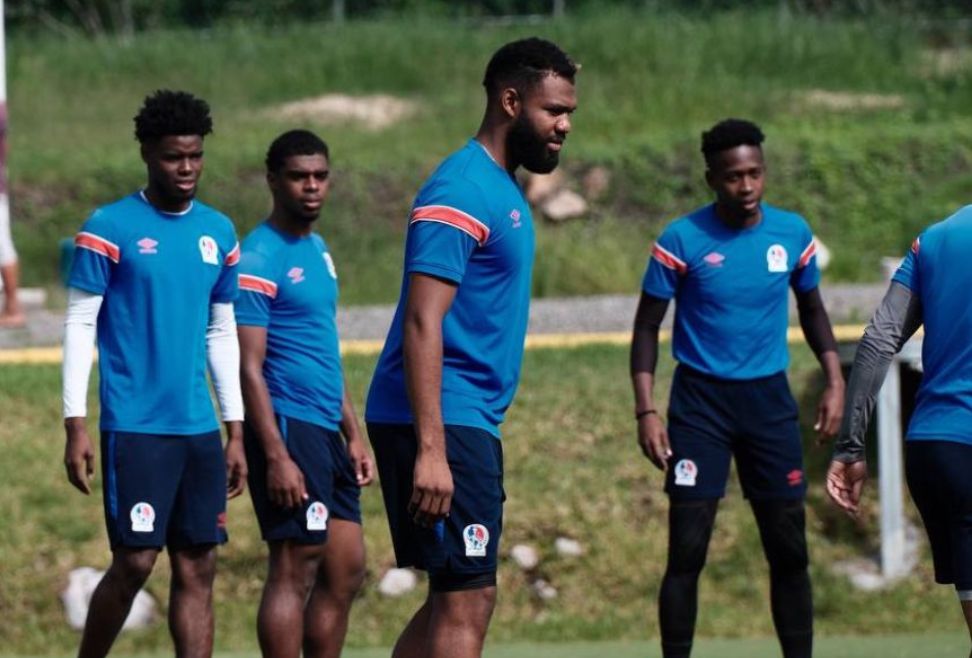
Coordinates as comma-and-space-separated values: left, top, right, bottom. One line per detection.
630, 292, 670, 375
794, 286, 838, 358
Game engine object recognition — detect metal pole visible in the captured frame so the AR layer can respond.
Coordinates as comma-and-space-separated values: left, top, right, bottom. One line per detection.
876, 357, 906, 578
332, 0, 345, 24
553, 0, 565, 18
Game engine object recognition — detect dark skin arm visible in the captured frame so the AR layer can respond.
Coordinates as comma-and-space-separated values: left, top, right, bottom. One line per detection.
630, 292, 672, 470
64, 417, 95, 494
403, 273, 458, 528
794, 286, 845, 442
238, 324, 306, 508
339, 376, 374, 487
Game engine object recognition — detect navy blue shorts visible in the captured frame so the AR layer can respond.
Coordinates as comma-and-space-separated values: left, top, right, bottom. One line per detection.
368, 423, 504, 576
665, 365, 806, 501
101, 430, 227, 550
245, 415, 361, 544
906, 439, 972, 590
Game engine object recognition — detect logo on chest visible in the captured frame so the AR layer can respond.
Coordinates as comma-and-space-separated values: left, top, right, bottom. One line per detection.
137, 237, 158, 255
199, 235, 219, 265
287, 267, 305, 284
766, 244, 788, 273
703, 252, 725, 267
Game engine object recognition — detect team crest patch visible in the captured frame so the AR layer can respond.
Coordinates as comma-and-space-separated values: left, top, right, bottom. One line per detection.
323, 252, 337, 279
287, 267, 305, 284
137, 237, 158, 254
674, 459, 698, 487
463, 524, 490, 557
199, 235, 219, 265
306, 501, 329, 531
130, 502, 156, 533
766, 244, 788, 273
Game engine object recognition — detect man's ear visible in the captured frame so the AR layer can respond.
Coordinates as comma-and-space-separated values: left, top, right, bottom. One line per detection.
499, 86, 521, 119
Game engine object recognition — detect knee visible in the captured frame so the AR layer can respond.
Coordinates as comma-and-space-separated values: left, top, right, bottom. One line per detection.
754, 501, 809, 575
666, 500, 718, 576
171, 548, 217, 591
435, 585, 497, 628
108, 549, 158, 592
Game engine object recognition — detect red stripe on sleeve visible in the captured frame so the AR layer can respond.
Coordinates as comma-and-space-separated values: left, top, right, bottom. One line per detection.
238, 274, 277, 298
798, 240, 817, 268
651, 243, 687, 274
410, 205, 490, 246
225, 242, 241, 266
75, 232, 120, 263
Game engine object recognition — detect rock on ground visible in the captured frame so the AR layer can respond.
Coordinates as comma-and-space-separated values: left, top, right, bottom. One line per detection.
62, 567, 156, 631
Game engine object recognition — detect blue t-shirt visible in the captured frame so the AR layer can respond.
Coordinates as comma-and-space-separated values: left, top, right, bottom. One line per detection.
642, 203, 820, 380
365, 139, 535, 437
893, 205, 972, 445
68, 191, 239, 434
235, 222, 344, 431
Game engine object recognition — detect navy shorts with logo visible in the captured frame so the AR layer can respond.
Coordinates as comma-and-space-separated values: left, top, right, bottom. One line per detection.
665, 365, 806, 501
101, 430, 228, 550
368, 423, 504, 576
245, 415, 361, 544
906, 439, 972, 590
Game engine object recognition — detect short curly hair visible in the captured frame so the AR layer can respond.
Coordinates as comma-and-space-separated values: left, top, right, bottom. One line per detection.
133, 90, 213, 144
265, 129, 330, 173
701, 118, 764, 165
482, 37, 577, 97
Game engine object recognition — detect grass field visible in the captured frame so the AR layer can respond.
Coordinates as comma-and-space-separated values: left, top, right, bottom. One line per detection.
1, 343, 965, 654
7, 9, 972, 300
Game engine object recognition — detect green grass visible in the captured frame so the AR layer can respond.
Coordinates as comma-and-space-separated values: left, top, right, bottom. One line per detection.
0, 344, 966, 654
8, 10, 972, 300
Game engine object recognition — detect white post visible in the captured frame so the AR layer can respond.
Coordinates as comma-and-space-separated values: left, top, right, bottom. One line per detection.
876, 357, 906, 578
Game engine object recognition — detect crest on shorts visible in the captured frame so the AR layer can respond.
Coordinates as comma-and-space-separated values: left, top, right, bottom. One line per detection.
674, 459, 698, 487
463, 524, 490, 557
199, 235, 219, 265
130, 502, 156, 533
306, 501, 329, 531
766, 244, 788, 273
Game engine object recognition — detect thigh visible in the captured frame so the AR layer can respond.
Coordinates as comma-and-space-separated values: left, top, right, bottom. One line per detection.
167, 431, 227, 550
101, 431, 184, 549
734, 374, 806, 501
367, 422, 425, 569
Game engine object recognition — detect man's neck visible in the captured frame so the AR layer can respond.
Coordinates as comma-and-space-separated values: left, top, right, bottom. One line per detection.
475, 122, 516, 175
714, 202, 761, 230
143, 187, 190, 214
268, 211, 313, 237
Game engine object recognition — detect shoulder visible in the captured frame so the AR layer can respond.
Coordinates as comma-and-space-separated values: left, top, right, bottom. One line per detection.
416, 143, 505, 223
192, 201, 237, 241
764, 203, 812, 236
239, 225, 286, 276
656, 205, 713, 246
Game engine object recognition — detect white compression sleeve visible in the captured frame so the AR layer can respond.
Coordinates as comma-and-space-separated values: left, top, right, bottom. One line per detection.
207, 302, 244, 422
62, 288, 103, 418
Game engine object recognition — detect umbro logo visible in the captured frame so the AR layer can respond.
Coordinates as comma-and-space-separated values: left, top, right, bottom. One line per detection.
287, 267, 305, 284
703, 252, 724, 267
137, 237, 158, 254
510, 208, 522, 228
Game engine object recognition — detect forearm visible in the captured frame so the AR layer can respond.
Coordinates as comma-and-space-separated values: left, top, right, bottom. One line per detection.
240, 365, 287, 461
631, 371, 659, 415
206, 303, 244, 423
796, 287, 840, 369
62, 288, 102, 419
339, 378, 363, 444
403, 313, 446, 455
833, 282, 921, 462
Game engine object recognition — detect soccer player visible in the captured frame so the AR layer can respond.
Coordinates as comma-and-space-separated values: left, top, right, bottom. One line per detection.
827, 206, 972, 651
235, 129, 374, 658
61, 90, 246, 658
631, 119, 844, 658
364, 38, 577, 658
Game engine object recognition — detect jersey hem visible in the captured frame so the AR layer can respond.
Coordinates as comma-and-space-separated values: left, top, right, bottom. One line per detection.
906, 432, 972, 445
407, 262, 463, 285
99, 422, 221, 435
272, 402, 341, 432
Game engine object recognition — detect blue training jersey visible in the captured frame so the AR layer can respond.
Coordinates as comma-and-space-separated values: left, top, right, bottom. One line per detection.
642, 203, 819, 380
365, 139, 535, 437
893, 205, 972, 446
68, 191, 239, 434
235, 222, 344, 431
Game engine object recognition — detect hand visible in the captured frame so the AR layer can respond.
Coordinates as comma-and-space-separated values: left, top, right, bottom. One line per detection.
814, 382, 845, 444
347, 437, 375, 487
409, 448, 453, 528
825, 459, 868, 518
64, 419, 95, 494
266, 453, 306, 508
637, 413, 671, 471
224, 431, 248, 500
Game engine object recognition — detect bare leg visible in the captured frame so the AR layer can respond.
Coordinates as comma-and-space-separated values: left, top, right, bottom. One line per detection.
303, 519, 366, 658
392, 595, 432, 658
169, 545, 218, 658
0, 261, 24, 327
258, 540, 325, 658
426, 586, 497, 658
77, 547, 160, 658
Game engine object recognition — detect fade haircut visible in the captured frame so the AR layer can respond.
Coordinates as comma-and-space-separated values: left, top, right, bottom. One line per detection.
482, 37, 577, 97
701, 118, 765, 166
265, 129, 330, 173
133, 90, 213, 144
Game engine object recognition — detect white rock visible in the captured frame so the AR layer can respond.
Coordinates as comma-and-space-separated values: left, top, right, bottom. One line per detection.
524, 170, 565, 204
510, 544, 540, 570
531, 578, 558, 600
554, 537, 584, 557
582, 166, 610, 200
61, 567, 157, 631
377, 568, 417, 597
541, 189, 588, 222
814, 238, 832, 270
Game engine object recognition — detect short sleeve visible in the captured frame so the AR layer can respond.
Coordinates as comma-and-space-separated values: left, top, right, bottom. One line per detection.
235, 249, 275, 327
790, 222, 821, 293
68, 209, 121, 295
405, 179, 491, 284
211, 227, 240, 304
641, 228, 686, 300
892, 236, 921, 295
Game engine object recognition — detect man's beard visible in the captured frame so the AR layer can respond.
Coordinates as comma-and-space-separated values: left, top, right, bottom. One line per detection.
508, 115, 559, 174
